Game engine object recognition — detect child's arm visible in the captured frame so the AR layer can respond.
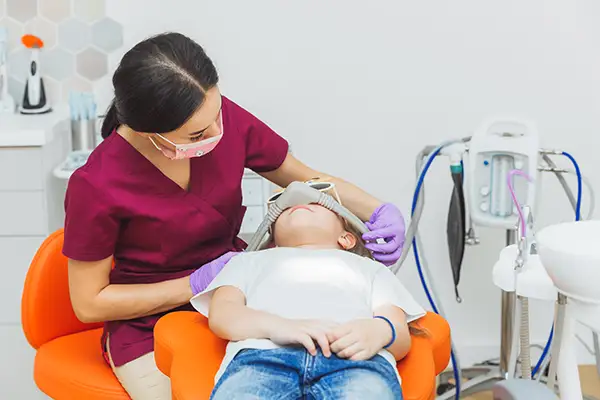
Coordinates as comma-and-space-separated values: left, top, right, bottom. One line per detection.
329, 265, 426, 361
208, 285, 280, 342
327, 304, 411, 362
372, 304, 411, 361
208, 285, 335, 356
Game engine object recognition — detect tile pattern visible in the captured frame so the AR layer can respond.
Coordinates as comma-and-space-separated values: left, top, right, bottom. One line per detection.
58, 18, 91, 53
76, 48, 107, 81
0, 0, 122, 105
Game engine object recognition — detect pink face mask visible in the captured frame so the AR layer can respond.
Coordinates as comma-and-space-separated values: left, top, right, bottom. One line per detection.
149, 116, 224, 160
151, 134, 222, 160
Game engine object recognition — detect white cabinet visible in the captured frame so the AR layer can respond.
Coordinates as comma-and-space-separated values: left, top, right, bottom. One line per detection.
0, 113, 70, 399
239, 169, 276, 242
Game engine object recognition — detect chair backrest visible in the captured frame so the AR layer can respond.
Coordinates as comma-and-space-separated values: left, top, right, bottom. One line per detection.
21, 229, 102, 350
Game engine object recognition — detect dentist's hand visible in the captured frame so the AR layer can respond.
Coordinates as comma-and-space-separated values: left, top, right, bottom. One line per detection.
189, 251, 241, 296
362, 203, 405, 266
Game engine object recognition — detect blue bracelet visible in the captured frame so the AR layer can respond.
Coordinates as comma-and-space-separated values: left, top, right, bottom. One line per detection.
374, 315, 396, 349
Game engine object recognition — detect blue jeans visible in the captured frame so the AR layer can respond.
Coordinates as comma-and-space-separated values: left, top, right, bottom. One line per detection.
211, 348, 403, 399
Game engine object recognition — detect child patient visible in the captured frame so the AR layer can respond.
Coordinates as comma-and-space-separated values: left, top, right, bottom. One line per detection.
191, 202, 426, 400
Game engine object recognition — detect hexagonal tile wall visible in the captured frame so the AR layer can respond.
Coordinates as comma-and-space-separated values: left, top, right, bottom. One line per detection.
74, 0, 105, 23
58, 18, 92, 53
61, 76, 93, 101
7, 77, 24, 104
77, 48, 108, 81
0, 17, 22, 52
24, 17, 57, 49
0, 0, 123, 105
41, 48, 75, 81
43, 76, 61, 105
7, 48, 30, 82
92, 18, 123, 52
6, 0, 36, 23
40, 0, 70, 23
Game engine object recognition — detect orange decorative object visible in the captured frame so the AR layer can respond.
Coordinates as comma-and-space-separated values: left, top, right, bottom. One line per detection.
21, 229, 128, 399
23, 229, 451, 400
21, 34, 44, 49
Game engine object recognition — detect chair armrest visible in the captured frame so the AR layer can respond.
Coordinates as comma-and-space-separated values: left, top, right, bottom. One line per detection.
155, 311, 226, 400
396, 335, 437, 400
395, 312, 451, 400
414, 312, 452, 375
155, 311, 452, 400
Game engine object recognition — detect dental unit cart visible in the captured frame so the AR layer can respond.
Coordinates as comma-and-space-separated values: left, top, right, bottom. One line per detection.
397, 117, 597, 399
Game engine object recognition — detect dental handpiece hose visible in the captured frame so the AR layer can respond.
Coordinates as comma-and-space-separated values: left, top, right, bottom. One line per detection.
406, 142, 464, 399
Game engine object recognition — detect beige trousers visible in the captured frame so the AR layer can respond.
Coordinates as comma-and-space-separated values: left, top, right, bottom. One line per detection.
107, 336, 172, 400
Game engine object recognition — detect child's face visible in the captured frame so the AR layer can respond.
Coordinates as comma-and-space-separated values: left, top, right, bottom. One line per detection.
273, 204, 357, 250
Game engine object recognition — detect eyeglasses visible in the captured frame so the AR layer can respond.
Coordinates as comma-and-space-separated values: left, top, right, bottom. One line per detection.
267, 179, 343, 206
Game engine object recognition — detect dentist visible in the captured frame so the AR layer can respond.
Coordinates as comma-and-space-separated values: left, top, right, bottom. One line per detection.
63, 32, 405, 399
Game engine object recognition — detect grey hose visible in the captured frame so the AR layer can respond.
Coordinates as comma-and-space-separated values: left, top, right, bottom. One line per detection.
541, 154, 595, 219
407, 145, 466, 392
246, 181, 368, 252
392, 137, 471, 273
519, 296, 532, 379
540, 154, 597, 379
542, 154, 577, 208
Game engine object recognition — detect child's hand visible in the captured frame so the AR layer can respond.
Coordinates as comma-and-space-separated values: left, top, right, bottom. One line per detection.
327, 318, 392, 361
267, 318, 339, 357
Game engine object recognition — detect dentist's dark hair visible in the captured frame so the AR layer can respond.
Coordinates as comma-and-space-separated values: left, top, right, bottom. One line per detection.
101, 32, 219, 139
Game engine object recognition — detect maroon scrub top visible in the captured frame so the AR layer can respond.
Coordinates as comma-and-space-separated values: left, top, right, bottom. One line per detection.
62, 96, 289, 367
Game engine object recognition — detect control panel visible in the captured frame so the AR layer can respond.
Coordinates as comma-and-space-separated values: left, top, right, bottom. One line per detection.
467, 118, 539, 229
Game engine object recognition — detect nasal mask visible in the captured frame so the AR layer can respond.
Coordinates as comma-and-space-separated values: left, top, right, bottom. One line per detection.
267, 180, 343, 208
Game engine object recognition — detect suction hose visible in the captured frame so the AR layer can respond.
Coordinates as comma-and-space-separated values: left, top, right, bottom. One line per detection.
246, 181, 368, 252
519, 296, 532, 379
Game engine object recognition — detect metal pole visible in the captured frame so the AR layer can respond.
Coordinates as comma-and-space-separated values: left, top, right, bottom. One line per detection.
500, 229, 518, 377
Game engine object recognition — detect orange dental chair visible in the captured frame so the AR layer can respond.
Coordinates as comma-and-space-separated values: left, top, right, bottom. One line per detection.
22, 229, 452, 400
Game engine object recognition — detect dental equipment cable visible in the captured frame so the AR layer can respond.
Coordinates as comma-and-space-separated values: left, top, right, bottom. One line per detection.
393, 136, 472, 272
531, 151, 583, 379
409, 142, 464, 399
401, 141, 586, 397
539, 153, 597, 379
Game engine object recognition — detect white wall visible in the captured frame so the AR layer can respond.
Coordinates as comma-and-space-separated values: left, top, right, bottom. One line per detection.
105, 0, 600, 366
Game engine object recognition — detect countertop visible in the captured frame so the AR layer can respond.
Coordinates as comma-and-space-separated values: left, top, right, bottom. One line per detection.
0, 107, 69, 147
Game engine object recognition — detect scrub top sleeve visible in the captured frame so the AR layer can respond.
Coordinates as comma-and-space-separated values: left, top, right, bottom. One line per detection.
238, 104, 289, 173
62, 171, 120, 262
190, 253, 255, 316
371, 267, 427, 323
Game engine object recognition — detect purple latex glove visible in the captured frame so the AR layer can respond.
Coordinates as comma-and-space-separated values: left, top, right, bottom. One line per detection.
189, 251, 241, 295
362, 203, 406, 266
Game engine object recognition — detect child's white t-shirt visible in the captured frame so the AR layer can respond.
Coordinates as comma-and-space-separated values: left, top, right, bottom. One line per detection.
190, 247, 426, 385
